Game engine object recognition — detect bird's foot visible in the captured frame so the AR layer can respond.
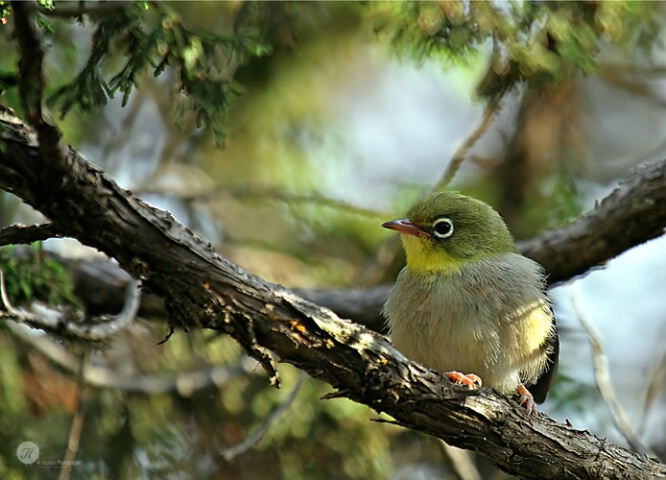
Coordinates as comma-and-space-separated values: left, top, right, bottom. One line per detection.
446, 371, 482, 389
517, 383, 537, 417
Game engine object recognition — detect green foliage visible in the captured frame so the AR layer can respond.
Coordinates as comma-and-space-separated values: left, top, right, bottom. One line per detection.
35, 13, 54, 34
0, 2, 10, 24
547, 171, 583, 228
0, 245, 80, 308
372, 0, 664, 98
548, 373, 600, 412
373, 1, 485, 65
35, 0, 55, 33
47, 2, 273, 146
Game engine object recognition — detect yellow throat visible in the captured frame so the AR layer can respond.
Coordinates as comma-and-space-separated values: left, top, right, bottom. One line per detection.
401, 234, 464, 274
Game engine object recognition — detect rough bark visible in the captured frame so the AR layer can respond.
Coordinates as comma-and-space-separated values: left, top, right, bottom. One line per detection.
1, 106, 666, 479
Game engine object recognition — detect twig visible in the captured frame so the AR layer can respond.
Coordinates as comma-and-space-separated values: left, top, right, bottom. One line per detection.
32, 2, 128, 19
433, 95, 503, 190
7, 320, 255, 393
438, 440, 481, 480
70, 279, 142, 341
137, 184, 391, 220
231, 188, 391, 219
601, 63, 666, 77
369, 95, 504, 284
0, 275, 141, 342
11, 1, 45, 125
599, 65, 666, 109
0, 222, 63, 247
58, 352, 88, 480
639, 325, 666, 436
569, 284, 653, 456
221, 372, 306, 461
0, 270, 27, 319
11, 1, 63, 163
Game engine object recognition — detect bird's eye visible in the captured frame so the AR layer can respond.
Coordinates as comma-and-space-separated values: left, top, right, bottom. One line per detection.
432, 218, 454, 239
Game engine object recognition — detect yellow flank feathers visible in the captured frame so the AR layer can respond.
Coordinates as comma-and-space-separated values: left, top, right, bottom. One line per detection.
512, 299, 554, 358
400, 234, 464, 274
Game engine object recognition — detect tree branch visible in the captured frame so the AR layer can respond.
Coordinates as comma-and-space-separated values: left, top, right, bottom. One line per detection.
11, 2, 62, 156
221, 372, 306, 461
569, 284, 652, 456
12, 1, 45, 125
433, 94, 503, 190
519, 166, 666, 284
32, 2, 128, 20
0, 271, 141, 343
1, 107, 665, 478
0, 222, 63, 246
7, 321, 257, 394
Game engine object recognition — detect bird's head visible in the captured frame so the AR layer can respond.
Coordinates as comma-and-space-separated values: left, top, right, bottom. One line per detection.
382, 192, 517, 274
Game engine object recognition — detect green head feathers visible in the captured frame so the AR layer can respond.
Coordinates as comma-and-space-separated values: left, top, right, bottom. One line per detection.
383, 192, 517, 273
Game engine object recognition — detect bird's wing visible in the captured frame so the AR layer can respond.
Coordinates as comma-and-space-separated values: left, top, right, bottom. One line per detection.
529, 312, 559, 404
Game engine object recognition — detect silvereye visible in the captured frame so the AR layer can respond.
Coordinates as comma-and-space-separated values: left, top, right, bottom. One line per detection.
382, 192, 558, 415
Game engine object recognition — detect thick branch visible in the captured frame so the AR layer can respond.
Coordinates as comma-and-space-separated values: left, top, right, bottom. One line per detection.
519, 169, 666, 284
12, 2, 63, 157
1, 108, 665, 479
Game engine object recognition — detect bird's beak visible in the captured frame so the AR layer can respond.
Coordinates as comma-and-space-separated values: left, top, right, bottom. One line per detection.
382, 218, 431, 239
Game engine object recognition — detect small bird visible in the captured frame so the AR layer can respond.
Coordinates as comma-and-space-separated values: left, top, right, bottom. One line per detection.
382, 192, 558, 415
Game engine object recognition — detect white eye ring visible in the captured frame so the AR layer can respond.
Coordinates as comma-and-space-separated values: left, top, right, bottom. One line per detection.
432, 217, 454, 239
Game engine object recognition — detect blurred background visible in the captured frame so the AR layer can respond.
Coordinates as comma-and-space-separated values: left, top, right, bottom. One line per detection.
1, 1, 666, 479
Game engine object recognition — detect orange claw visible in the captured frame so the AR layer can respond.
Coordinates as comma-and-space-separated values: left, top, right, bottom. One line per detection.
446, 371, 483, 389
517, 383, 537, 417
